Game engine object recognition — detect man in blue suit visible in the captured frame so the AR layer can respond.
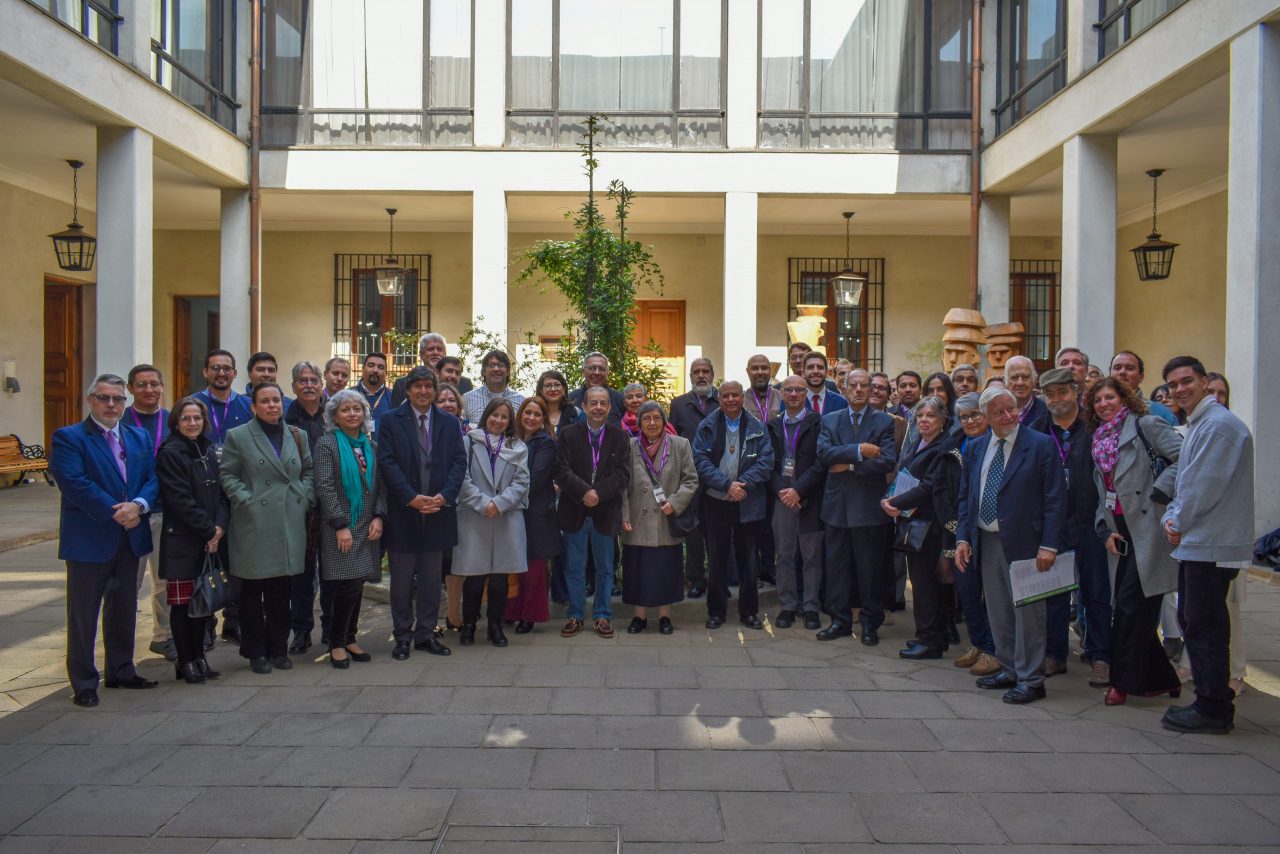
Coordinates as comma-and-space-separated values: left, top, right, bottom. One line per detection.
376, 365, 468, 660
816, 369, 897, 645
955, 386, 1066, 705
50, 374, 161, 707
802, 352, 847, 415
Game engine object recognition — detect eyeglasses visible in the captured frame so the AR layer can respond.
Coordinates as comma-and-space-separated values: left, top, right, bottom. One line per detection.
207, 365, 235, 374
958, 412, 985, 423
90, 394, 127, 405
541, 382, 563, 390
296, 377, 321, 386
781, 386, 806, 394
178, 415, 204, 424
132, 381, 163, 390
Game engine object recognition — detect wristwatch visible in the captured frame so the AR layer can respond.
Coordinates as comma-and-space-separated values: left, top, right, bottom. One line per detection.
133, 500, 147, 515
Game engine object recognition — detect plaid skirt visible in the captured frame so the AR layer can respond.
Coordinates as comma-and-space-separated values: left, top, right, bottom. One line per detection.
166, 578, 196, 606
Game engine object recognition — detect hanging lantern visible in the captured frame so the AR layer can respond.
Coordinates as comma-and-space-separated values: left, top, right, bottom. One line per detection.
831, 211, 867, 306
1131, 169, 1179, 281
49, 160, 97, 272
373, 208, 408, 296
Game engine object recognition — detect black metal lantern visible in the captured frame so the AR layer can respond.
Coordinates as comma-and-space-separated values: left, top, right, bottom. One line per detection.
373, 208, 408, 296
830, 211, 867, 306
49, 160, 97, 272
1131, 169, 1178, 281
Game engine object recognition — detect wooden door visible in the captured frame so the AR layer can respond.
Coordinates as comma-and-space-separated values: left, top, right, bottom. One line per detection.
633, 300, 686, 356
43, 280, 83, 448
174, 297, 193, 401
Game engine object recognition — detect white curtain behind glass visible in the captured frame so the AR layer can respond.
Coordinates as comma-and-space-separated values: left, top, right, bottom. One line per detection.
429, 0, 471, 108
760, 0, 803, 110
679, 0, 721, 110
510, 0, 553, 109
559, 0, 672, 112
311, 0, 423, 109
810, 0, 920, 114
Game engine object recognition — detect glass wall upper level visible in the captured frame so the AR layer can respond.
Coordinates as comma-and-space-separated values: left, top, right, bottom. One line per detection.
151, 0, 238, 131
994, 0, 1067, 135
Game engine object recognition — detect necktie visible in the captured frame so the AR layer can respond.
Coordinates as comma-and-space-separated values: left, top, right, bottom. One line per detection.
980, 438, 1006, 526
853, 410, 862, 431
104, 428, 127, 482
811, 394, 820, 413
418, 413, 431, 457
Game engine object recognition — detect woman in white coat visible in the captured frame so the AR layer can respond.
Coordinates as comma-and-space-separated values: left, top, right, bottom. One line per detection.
453, 398, 530, 648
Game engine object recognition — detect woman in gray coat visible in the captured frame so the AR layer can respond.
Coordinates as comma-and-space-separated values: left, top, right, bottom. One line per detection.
314, 389, 387, 669
219, 382, 315, 674
453, 398, 530, 648
621, 401, 700, 634
1087, 377, 1182, 706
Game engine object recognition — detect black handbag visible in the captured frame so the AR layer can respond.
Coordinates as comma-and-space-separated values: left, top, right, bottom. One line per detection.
188, 552, 240, 618
1133, 417, 1171, 480
638, 442, 700, 539
892, 517, 931, 553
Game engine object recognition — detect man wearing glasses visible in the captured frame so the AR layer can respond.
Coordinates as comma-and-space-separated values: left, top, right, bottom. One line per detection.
50, 374, 161, 707
125, 365, 174, 662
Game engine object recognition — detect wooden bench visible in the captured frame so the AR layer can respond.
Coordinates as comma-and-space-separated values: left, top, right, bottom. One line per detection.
0, 435, 53, 486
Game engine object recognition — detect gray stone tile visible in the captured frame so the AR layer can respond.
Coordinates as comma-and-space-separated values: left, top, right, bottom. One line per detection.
159, 786, 328, 838
600, 715, 711, 750
757, 689, 861, 718
343, 687, 454, 714
0, 713, 62, 744
485, 715, 597, 749
904, 751, 1046, 793
656, 749, 791, 791
418, 662, 519, 687
658, 688, 763, 717
363, 713, 491, 747
628, 845, 801, 854
404, 747, 535, 789
1239, 794, 1280, 825
1, 837, 214, 853
515, 665, 607, 688
92, 685, 259, 713
2, 744, 175, 785
1023, 752, 1176, 793
921, 719, 1051, 752
238, 687, 363, 713
848, 691, 955, 719
939, 691, 1056, 720
445, 686, 552, 715
530, 748, 655, 790
304, 787, 454, 839
247, 713, 377, 747
779, 667, 877, 691
721, 792, 870, 843
208, 841, 356, 854
697, 666, 789, 689
472, 644, 573, 665
447, 788, 587, 827
805, 845, 954, 854
1137, 753, 1280, 794
780, 752, 924, 794
705, 715, 824, 751
569, 646, 661, 666
855, 793, 1004, 844
1112, 793, 1280, 845
23, 711, 169, 744
589, 790, 722, 843
979, 793, 1156, 844
657, 646, 754, 667
604, 665, 700, 689
812, 717, 941, 752
550, 687, 656, 715
0, 785, 68, 835
313, 661, 436, 688
0, 743, 49, 776
1022, 719, 1165, 753
14, 784, 198, 836
141, 711, 274, 745
140, 745, 294, 785
264, 746, 414, 788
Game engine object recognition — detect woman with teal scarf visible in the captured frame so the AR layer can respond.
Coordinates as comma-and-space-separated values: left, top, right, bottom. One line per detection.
314, 389, 387, 668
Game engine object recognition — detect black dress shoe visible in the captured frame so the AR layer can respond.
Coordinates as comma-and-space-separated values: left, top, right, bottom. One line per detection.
1002, 684, 1047, 704
775, 610, 796, 629
687, 585, 706, 599
272, 655, 293, 670
104, 675, 158, 689
1161, 704, 1234, 735
515, 621, 534, 634
487, 621, 509, 648
250, 657, 273, 674
740, 614, 764, 630
899, 642, 945, 660
392, 641, 411, 660
330, 652, 351, 669
415, 637, 451, 656
705, 615, 724, 629
197, 658, 220, 680
72, 689, 99, 707
976, 671, 1018, 690
344, 647, 372, 663
627, 617, 647, 634
176, 661, 206, 684
804, 611, 821, 630
860, 627, 879, 647
816, 624, 853, 641
658, 617, 674, 635
460, 623, 476, 646
288, 631, 311, 654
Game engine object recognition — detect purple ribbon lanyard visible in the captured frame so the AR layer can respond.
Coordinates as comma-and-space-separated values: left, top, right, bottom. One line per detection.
589, 430, 603, 479
642, 437, 669, 479
484, 433, 504, 478
751, 389, 769, 421
1049, 428, 1070, 465
209, 397, 229, 442
131, 409, 162, 455
781, 419, 800, 458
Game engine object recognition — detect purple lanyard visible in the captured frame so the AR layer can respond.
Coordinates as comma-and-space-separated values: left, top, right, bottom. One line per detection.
484, 433, 504, 479
640, 436, 669, 479
750, 388, 772, 421
588, 427, 604, 473
781, 418, 801, 458
130, 408, 162, 455
208, 394, 234, 441
696, 395, 708, 415
1050, 427, 1070, 465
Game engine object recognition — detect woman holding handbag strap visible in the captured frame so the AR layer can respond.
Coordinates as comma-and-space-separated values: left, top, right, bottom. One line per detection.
155, 397, 229, 684
881, 396, 962, 661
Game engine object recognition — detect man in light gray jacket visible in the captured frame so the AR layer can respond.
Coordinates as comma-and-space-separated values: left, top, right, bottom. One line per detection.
1160, 356, 1255, 735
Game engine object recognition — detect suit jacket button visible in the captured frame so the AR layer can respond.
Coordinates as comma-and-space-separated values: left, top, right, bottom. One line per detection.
266, 480, 271, 485
259, 459, 266, 464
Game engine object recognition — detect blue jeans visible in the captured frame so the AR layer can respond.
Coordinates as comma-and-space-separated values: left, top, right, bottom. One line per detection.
955, 554, 993, 654
564, 519, 614, 621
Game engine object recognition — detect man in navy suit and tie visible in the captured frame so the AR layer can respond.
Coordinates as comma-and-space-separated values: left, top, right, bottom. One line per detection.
50, 374, 161, 707
816, 369, 897, 645
802, 352, 847, 415
955, 386, 1066, 704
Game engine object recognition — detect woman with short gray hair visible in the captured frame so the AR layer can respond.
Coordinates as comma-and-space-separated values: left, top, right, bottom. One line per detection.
314, 389, 386, 668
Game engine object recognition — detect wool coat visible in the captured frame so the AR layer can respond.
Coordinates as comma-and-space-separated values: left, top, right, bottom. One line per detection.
523, 432, 563, 559
155, 432, 229, 580
314, 432, 389, 582
218, 418, 315, 580
453, 431, 531, 575
620, 435, 700, 548
554, 420, 632, 536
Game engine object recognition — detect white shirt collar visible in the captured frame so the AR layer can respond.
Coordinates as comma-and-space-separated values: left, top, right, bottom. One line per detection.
91, 417, 119, 438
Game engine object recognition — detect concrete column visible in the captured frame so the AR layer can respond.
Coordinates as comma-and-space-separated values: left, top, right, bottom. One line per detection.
117, 0, 154, 73
95, 127, 153, 373
1226, 23, 1280, 535
979, 0, 1000, 142
978, 195, 1011, 323
1060, 134, 1116, 365
472, 189, 509, 347
219, 189, 254, 366
1065, 0, 1089, 81
722, 192, 758, 379
472, 0, 506, 147
725, 0, 758, 149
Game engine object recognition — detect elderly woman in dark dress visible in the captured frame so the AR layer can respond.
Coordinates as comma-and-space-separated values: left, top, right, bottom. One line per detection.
314, 389, 387, 668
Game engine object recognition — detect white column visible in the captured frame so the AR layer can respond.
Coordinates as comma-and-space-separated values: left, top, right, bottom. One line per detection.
472, 189, 509, 347
1226, 23, 1280, 536
472, 0, 506, 147
1060, 134, 1116, 365
722, 192, 758, 379
725, 0, 758, 149
978, 195, 1011, 324
95, 127, 153, 373
219, 189, 253, 366
1065, 0, 1089, 81
117, 0, 154, 74
979, 0, 1000, 142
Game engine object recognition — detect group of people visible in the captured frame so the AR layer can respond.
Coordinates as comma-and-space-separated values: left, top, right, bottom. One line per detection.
50, 333, 1255, 736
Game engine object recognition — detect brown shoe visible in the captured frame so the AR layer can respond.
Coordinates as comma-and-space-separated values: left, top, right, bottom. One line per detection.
594, 618, 614, 639
1043, 657, 1067, 677
954, 647, 982, 668
969, 653, 1003, 676
560, 618, 583, 638
1088, 659, 1111, 688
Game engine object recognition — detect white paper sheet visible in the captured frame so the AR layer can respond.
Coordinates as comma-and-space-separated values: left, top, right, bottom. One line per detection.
1010, 550, 1078, 607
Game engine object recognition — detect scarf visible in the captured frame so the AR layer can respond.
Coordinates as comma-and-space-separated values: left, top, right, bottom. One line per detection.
335, 429, 375, 528
641, 431, 665, 462
622, 410, 676, 439
1091, 406, 1129, 476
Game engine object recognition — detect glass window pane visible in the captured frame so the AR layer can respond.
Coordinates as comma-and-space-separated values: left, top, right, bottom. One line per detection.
507, 113, 556, 146
926, 117, 969, 150
758, 115, 803, 148
809, 0, 924, 114
679, 0, 721, 110
559, 0, 672, 112
809, 115, 921, 150
264, 0, 305, 106
760, 0, 803, 111
929, 0, 970, 111
510, 0, 553, 109
678, 116, 723, 148
430, 0, 471, 108
312, 0, 423, 109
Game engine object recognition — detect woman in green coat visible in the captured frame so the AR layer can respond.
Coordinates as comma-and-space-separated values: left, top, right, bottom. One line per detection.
219, 382, 315, 674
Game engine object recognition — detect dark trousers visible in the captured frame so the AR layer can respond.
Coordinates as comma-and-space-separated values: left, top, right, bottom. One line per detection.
463, 574, 509, 624
702, 497, 759, 620
389, 550, 444, 643
328, 579, 365, 649
168, 602, 209, 668
905, 530, 947, 648
825, 524, 889, 630
1178, 560, 1238, 721
1075, 533, 1113, 663
290, 549, 336, 637
1111, 518, 1179, 695
757, 501, 777, 579
1044, 591, 1073, 664
550, 555, 570, 603
954, 549, 994, 653
683, 527, 708, 587
66, 544, 143, 691
238, 575, 292, 660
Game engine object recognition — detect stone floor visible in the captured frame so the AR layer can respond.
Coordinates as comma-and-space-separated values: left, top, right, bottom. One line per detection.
1, 534, 1279, 852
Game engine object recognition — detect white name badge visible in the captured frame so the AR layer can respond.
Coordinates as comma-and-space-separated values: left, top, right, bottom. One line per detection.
652, 485, 668, 504
782, 458, 796, 478
1105, 490, 1118, 512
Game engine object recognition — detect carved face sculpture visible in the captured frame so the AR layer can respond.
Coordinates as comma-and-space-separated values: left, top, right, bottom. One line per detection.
986, 341, 1015, 370
943, 342, 981, 374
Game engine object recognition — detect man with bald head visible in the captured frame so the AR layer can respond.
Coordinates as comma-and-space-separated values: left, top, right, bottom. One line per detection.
1004, 355, 1049, 433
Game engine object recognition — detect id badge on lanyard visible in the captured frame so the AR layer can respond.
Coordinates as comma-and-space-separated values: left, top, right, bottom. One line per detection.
782, 457, 796, 479
214, 442, 225, 463
652, 484, 668, 504
1105, 490, 1118, 512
